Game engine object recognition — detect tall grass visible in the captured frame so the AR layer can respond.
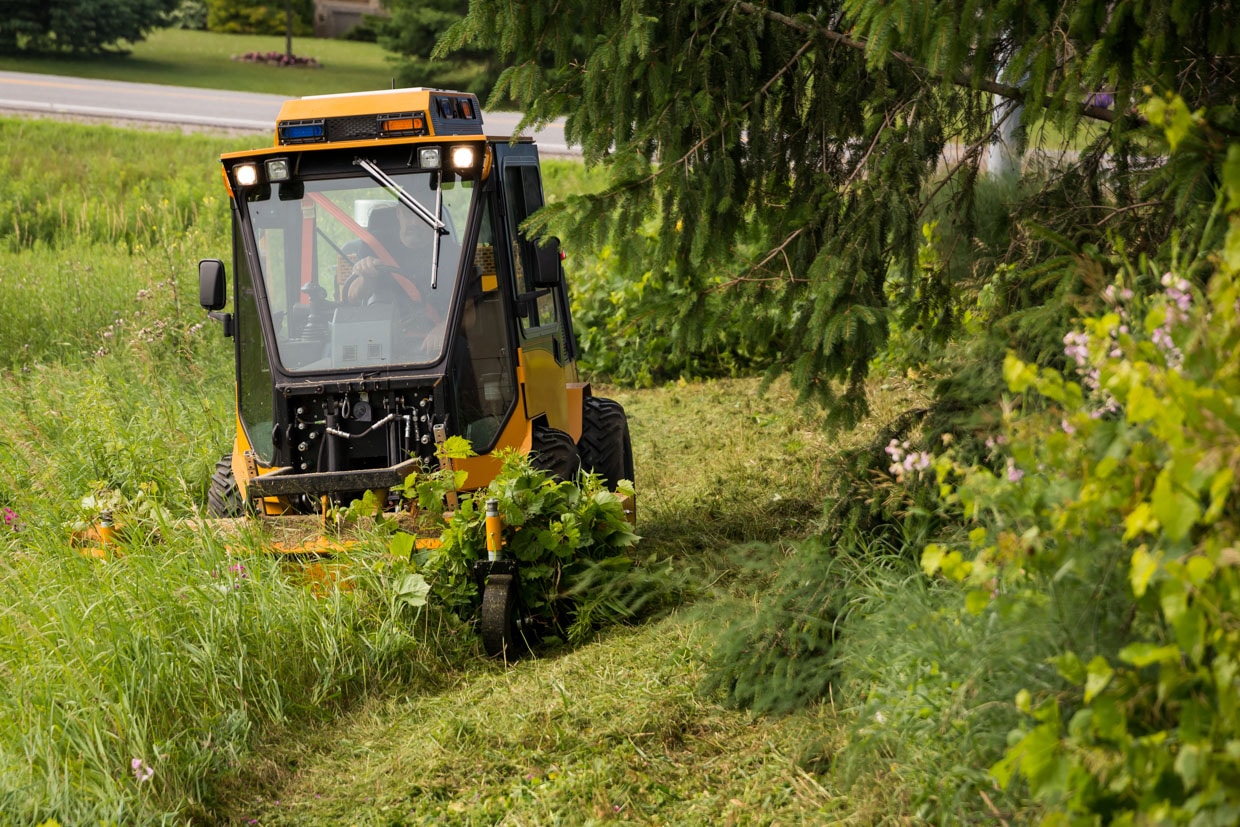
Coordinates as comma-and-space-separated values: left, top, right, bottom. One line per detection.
0, 116, 476, 822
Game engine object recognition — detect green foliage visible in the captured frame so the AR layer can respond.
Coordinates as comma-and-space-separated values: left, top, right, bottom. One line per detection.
166, 0, 209, 30
403, 449, 640, 641
568, 220, 784, 385
922, 113, 1240, 823
205, 0, 312, 36
0, 0, 180, 54
446, 0, 1240, 421
703, 541, 856, 714
375, 0, 499, 98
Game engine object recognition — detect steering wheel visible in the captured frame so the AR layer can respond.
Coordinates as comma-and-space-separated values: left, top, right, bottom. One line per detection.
343, 262, 443, 325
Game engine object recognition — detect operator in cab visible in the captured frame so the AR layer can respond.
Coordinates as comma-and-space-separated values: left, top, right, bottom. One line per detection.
344, 204, 459, 361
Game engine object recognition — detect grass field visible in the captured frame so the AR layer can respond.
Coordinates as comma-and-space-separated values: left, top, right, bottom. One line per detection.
0, 28, 396, 97
0, 113, 1041, 824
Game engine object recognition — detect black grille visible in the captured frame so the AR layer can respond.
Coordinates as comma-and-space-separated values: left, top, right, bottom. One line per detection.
327, 116, 379, 142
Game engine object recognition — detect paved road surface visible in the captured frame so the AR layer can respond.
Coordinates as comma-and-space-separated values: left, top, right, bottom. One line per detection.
0, 70, 573, 154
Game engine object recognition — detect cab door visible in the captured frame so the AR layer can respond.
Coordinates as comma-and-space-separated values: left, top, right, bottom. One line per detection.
498, 147, 578, 431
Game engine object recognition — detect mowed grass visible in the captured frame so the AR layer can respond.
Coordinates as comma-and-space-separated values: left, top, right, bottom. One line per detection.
0, 28, 396, 97
216, 617, 843, 825
208, 372, 932, 826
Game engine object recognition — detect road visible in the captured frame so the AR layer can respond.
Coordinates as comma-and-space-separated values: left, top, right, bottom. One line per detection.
0, 69, 574, 154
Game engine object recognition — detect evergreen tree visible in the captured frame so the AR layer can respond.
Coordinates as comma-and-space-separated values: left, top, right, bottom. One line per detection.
442, 0, 1240, 419
0, 0, 181, 53
377, 0, 502, 98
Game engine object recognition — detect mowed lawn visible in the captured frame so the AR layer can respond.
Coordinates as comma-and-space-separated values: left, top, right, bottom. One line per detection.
0, 27, 396, 96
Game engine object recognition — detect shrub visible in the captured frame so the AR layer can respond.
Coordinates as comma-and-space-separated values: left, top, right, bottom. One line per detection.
398, 445, 641, 643
923, 106, 1240, 824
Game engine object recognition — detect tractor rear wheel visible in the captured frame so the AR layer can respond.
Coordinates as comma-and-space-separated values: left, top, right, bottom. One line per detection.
578, 396, 634, 489
480, 574, 524, 660
529, 425, 581, 481
207, 454, 246, 517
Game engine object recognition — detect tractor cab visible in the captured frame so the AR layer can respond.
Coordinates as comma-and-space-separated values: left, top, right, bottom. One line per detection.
199, 88, 632, 517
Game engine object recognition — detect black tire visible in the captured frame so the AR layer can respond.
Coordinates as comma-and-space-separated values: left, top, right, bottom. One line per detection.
480, 574, 524, 660
529, 425, 581, 481
578, 396, 634, 489
207, 454, 246, 517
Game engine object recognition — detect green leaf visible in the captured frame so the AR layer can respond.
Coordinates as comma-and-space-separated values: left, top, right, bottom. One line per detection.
389, 532, 416, 561
965, 589, 991, 615
1052, 651, 1086, 685
1129, 546, 1160, 597
394, 572, 431, 609
1204, 467, 1234, 523
1084, 656, 1114, 703
1174, 743, 1202, 788
1224, 144, 1240, 211
1004, 353, 1038, 393
1172, 605, 1206, 664
1185, 555, 1214, 588
1124, 503, 1159, 541
1152, 470, 1201, 542
439, 436, 478, 460
1119, 642, 1181, 667
1127, 380, 1161, 423
921, 543, 946, 576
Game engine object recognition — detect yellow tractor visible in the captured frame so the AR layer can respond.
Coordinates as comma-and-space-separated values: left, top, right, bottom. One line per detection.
197, 87, 633, 655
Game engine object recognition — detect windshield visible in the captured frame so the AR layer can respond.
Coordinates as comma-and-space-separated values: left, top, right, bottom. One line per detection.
242, 172, 473, 372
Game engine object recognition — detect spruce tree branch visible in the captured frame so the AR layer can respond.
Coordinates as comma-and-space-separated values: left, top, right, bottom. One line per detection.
670, 35, 816, 171
744, 227, 808, 285
1087, 200, 1164, 226
733, 1, 1118, 124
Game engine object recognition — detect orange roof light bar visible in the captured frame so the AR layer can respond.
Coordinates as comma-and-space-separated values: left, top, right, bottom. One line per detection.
273, 88, 484, 148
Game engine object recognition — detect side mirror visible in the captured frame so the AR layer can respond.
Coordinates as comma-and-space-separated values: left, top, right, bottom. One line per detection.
531, 237, 563, 288
199, 258, 227, 311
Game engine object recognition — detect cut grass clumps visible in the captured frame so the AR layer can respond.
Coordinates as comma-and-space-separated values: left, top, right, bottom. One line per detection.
215, 616, 845, 825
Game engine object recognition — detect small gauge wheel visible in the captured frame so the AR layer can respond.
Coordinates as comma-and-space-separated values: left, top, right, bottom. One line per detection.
480, 574, 524, 660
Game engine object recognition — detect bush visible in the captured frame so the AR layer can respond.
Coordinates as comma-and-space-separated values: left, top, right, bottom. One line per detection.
206, 0, 311, 36
398, 445, 641, 642
923, 103, 1240, 824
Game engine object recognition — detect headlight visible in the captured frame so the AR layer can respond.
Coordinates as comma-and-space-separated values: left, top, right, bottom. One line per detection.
451, 146, 476, 170
265, 158, 290, 182
233, 164, 260, 187
418, 148, 441, 169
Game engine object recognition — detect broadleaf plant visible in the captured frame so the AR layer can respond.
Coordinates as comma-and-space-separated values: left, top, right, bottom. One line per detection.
923, 106, 1240, 824
396, 447, 640, 642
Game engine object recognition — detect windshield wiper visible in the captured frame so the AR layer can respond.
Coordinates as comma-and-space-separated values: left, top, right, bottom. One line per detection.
353, 156, 446, 289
